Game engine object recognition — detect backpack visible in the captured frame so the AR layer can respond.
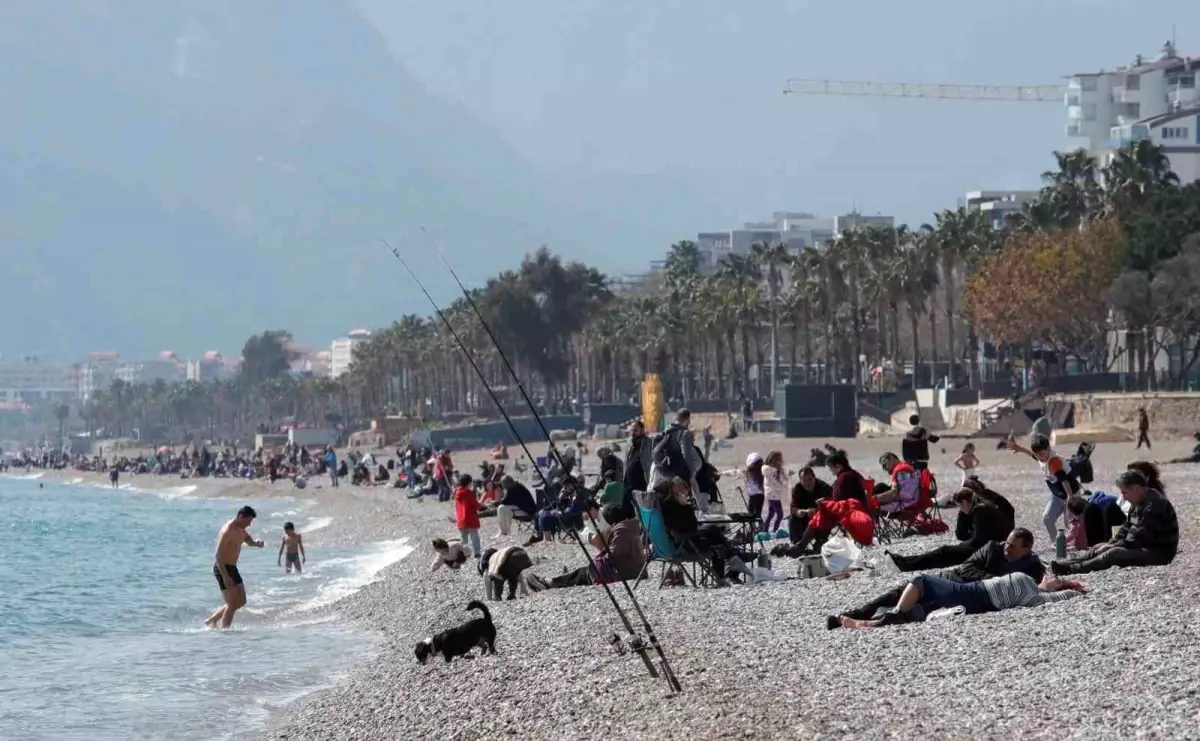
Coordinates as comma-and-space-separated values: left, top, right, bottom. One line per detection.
652, 427, 684, 473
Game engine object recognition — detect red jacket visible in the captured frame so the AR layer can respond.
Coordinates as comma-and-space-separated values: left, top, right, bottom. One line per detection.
454, 486, 481, 529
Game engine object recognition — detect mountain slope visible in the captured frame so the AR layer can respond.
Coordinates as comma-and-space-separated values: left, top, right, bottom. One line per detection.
0, 0, 643, 359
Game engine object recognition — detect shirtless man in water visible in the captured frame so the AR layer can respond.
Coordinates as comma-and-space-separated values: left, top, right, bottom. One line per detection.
205, 505, 264, 629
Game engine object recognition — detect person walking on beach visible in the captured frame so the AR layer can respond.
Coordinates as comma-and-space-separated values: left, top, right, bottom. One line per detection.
324, 447, 338, 487
109, 466, 119, 488
205, 506, 264, 629
277, 522, 306, 573
1136, 408, 1151, 450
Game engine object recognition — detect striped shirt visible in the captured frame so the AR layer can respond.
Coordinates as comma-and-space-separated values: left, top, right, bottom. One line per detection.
981, 572, 1082, 610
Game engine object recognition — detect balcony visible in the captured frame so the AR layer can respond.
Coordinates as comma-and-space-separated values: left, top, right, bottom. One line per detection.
1112, 87, 1141, 104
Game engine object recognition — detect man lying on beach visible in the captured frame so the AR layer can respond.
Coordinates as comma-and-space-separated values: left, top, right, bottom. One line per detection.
839, 571, 1085, 629
827, 529, 1045, 630
205, 506, 264, 629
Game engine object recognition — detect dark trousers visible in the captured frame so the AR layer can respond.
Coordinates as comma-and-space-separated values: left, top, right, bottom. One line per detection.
1081, 501, 1126, 547
1136, 430, 1151, 449
891, 543, 977, 572
1061, 545, 1171, 574
746, 493, 764, 522
841, 583, 908, 621
788, 513, 811, 544
549, 565, 593, 589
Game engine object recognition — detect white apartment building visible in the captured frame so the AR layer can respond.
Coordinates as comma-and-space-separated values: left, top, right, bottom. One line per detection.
0, 354, 70, 405
696, 211, 848, 271
965, 190, 1040, 230
185, 351, 229, 383
115, 356, 185, 385
330, 329, 371, 378
1066, 40, 1200, 183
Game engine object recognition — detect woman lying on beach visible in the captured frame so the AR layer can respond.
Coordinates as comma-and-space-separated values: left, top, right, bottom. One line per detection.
839, 571, 1086, 629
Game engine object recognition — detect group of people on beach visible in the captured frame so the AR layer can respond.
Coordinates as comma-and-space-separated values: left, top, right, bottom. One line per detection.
417, 408, 1181, 635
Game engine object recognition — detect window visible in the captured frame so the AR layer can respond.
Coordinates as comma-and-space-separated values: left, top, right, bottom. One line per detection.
1125, 74, 1141, 90
1161, 126, 1189, 140
1080, 76, 1098, 92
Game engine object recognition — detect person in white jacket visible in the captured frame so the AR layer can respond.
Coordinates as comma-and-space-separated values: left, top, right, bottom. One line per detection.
762, 451, 791, 533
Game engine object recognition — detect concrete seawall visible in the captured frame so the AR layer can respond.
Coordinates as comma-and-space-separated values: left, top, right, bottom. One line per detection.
1056, 392, 1200, 437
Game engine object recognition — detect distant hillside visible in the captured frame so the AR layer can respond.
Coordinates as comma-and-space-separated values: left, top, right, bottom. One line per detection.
0, 0, 681, 359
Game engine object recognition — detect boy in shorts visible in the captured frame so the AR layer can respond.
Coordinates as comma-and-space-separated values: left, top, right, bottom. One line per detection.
277, 521, 306, 573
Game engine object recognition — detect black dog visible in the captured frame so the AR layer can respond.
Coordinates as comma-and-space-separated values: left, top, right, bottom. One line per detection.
414, 600, 496, 664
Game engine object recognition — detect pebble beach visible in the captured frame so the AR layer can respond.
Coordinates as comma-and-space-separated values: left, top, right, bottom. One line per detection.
32, 433, 1196, 739
230, 433, 1197, 740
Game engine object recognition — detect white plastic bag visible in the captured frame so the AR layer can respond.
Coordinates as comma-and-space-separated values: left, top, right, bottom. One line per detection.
821, 534, 863, 575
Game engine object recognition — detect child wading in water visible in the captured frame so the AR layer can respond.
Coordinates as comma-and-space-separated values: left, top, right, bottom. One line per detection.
763, 451, 790, 533
954, 443, 979, 485
277, 522, 306, 573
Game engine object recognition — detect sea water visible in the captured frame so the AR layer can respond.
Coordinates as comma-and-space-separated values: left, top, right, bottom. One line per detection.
0, 476, 413, 740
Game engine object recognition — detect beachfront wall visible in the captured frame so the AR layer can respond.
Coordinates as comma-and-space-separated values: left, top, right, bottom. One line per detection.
427, 415, 587, 450
775, 384, 857, 438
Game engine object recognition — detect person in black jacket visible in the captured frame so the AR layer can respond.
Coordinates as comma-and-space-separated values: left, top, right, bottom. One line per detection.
827, 529, 1045, 629
589, 447, 624, 493
496, 475, 540, 538
887, 488, 1013, 572
901, 414, 939, 470
783, 466, 832, 547
1051, 469, 1178, 575
654, 477, 750, 585
622, 420, 653, 496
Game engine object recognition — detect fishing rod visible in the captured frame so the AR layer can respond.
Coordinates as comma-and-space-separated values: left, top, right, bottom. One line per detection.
434, 248, 681, 692
384, 241, 675, 690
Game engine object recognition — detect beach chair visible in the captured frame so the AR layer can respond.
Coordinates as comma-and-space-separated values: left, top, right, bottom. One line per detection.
885, 479, 947, 538
634, 504, 716, 589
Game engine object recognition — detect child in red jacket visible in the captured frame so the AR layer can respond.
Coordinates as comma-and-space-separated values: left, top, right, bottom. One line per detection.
453, 473, 483, 557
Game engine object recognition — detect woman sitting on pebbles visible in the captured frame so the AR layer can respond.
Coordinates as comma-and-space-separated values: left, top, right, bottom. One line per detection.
522, 504, 645, 591
839, 570, 1086, 629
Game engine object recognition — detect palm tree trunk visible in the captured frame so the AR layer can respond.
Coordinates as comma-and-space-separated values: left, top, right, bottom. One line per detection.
968, 323, 981, 389
788, 320, 798, 385
927, 308, 938, 388
944, 259, 956, 387
909, 310, 922, 389
803, 320, 813, 385
740, 325, 752, 397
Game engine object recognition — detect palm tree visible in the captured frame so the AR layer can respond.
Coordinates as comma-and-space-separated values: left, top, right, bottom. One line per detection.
750, 241, 791, 394
54, 403, 70, 446
1103, 140, 1179, 217
716, 254, 763, 395
898, 233, 940, 387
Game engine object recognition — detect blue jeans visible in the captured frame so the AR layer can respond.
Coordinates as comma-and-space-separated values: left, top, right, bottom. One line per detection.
1043, 495, 1067, 543
329, 470, 339, 487
910, 574, 993, 614
459, 528, 481, 558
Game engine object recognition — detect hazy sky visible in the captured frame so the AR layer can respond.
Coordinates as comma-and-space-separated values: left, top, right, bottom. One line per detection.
360, 0, 1199, 228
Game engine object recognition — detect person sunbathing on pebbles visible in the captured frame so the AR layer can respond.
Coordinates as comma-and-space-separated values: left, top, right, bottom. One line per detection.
839, 570, 1085, 629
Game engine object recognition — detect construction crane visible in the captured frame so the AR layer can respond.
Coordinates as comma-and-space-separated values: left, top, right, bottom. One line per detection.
783, 78, 1067, 103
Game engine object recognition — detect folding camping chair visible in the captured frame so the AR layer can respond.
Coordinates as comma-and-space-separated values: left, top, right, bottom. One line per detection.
634, 503, 718, 589
884, 479, 945, 538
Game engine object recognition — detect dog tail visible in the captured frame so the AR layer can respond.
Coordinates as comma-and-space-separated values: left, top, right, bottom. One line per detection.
466, 599, 493, 624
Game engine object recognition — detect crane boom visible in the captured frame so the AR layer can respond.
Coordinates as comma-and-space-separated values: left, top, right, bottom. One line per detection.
783, 78, 1067, 103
